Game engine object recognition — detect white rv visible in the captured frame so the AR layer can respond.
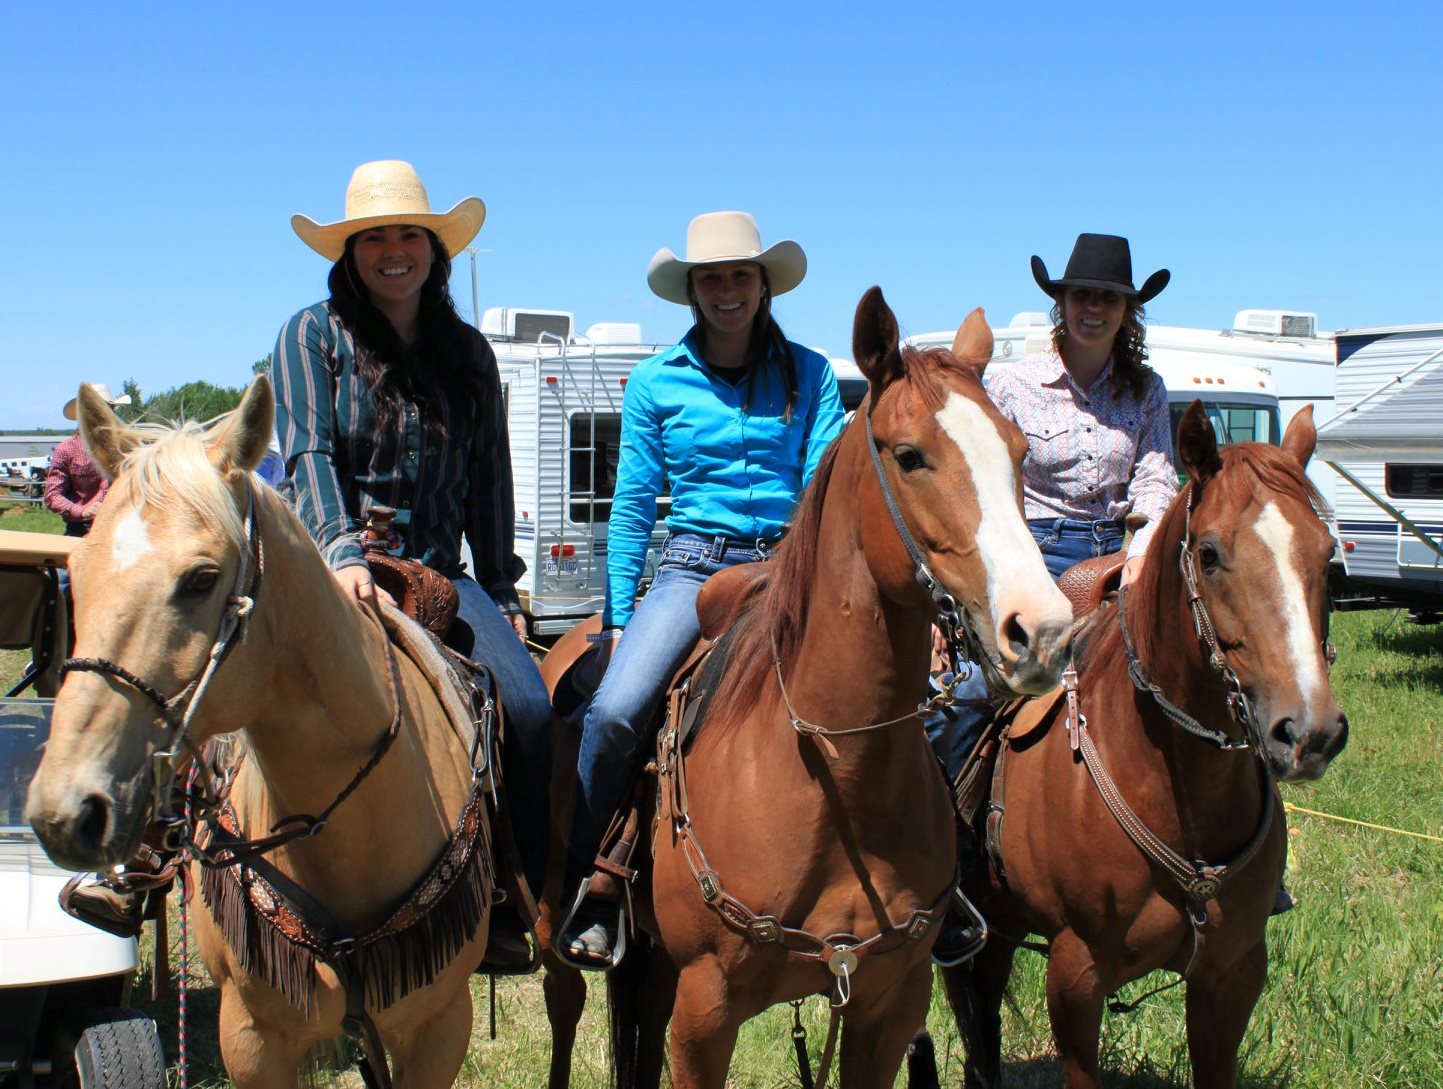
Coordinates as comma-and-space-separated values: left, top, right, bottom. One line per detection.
484, 308, 670, 637
905, 311, 1291, 475
1315, 324, 1443, 616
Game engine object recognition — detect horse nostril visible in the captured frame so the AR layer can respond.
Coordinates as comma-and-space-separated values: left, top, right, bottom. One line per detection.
76, 794, 110, 851
1002, 612, 1030, 659
1270, 718, 1298, 748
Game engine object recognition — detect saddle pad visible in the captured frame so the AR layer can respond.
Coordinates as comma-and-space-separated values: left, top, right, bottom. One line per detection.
377, 604, 493, 789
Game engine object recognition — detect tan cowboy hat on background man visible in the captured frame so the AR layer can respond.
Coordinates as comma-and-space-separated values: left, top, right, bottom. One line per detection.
291, 160, 487, 262
647, 211, 807, 306
63, 384, 132, 421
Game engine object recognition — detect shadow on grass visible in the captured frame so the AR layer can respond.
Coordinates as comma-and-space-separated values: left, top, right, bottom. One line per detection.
983, 1057, 1289, 1088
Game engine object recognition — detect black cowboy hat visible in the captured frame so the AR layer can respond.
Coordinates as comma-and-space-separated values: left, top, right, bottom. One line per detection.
1031, 233, 1170, 304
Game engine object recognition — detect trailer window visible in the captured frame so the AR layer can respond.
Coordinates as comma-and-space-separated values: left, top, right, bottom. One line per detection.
568, 414, 670, 523
1168, 401, 1280, 471
1385, 465, 1443, 499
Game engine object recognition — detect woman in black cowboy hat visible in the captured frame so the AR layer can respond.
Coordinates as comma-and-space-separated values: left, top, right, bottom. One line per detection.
1005, 231, 1177, 584
926, 232, 1177, 779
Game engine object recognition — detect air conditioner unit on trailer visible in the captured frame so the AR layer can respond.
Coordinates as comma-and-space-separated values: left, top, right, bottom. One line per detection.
481, 307, 574, 343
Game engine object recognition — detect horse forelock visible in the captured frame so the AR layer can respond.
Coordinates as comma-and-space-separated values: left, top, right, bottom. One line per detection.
900, 345, 985, 410
109, 422, 247, 553
1216, 442, 1329, 520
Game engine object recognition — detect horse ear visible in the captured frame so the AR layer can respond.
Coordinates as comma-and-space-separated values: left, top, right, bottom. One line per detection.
78, 385, 141, 480
207, 377, 275, 476
1280, 403, 1317, 468
852, 286, 905, 393
950, 307, 993, 381
1176, 400, 1222, 484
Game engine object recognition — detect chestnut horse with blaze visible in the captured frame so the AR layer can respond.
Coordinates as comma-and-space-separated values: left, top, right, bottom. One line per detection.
939, 403, 1348, 1089
541, 287, 1074, 1089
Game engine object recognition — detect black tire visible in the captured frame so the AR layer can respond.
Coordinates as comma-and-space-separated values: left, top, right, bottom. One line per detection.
67, 1009, 166, 1089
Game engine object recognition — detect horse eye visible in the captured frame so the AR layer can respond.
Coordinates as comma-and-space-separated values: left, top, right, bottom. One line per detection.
1198, 543, 1221, 571
894, 446, 925, 473
182, 568, 221, 595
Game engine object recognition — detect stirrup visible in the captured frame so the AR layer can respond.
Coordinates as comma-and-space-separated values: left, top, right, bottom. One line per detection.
553, 876, 628, 972
932, 887, 989, 967
60, 875, 146, 939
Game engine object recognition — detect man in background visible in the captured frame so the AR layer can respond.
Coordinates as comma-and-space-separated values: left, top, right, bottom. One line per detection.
44, 383, 132, 537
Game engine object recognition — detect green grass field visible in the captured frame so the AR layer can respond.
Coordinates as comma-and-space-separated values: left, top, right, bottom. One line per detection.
5, 498, 1439, 1087
124, 610, 1443, 1089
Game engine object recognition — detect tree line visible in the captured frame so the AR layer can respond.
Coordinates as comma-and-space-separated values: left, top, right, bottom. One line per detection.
113, 356, 270, 425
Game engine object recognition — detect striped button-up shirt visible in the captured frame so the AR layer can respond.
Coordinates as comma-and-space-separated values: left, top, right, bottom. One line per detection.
986, 350, 1177, 561
273, 302, 525, 611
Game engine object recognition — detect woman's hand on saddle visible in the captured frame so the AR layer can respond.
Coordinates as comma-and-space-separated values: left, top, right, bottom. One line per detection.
334, 564, 397, 610
507, 611, 528, 641
1119, 555, 1145, 588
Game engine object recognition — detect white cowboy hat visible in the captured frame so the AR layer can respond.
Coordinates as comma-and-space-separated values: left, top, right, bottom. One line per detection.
64, 384, 132, 421
291, 160, 487, 262
646, 211, 807, 306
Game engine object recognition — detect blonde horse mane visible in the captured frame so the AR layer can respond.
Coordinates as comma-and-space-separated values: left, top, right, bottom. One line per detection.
104, 418, 249, 550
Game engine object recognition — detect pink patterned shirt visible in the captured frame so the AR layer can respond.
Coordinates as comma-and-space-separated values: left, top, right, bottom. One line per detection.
44, 432, 110, 526
986, 350, 1177, 561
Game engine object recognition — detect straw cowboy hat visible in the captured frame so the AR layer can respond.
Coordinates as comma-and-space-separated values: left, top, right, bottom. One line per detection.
291, 160, 487, 262
1031, 233, 1170, 304
63, 384, 132, 421
646, 211, 807, 306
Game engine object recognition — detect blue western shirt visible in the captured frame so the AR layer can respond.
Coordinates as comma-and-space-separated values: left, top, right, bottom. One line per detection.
603, 331, 844, 627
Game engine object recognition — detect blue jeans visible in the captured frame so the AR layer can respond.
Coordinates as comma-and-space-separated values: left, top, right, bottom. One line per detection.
924, 518, 1124, 783
565, 532, 775, 893
453, 576, 553, 896
1026, 517, 1125, 580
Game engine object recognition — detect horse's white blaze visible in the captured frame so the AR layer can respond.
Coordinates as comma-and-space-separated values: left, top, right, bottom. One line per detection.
111, 507, 154, 571
935, 392, 1056, 618
1254, 502, 1326, 716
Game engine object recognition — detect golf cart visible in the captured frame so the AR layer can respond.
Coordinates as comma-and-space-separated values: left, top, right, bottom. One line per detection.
0, 529, 165, 1089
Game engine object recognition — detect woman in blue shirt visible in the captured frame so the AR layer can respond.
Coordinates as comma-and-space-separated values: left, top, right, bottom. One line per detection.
275, 160, 551, 970
560, 211, 845, 967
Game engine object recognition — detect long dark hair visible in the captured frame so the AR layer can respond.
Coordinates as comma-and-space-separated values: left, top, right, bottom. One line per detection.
1050, 295, 1153, 401
326, 229, 488, 436
686, 266, 801, 423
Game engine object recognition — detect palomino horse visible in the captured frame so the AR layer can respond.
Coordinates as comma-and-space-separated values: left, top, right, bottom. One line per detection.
544, 287, 1075, 1089
939, 402, 1349, 1089
26, 380, 492, 1089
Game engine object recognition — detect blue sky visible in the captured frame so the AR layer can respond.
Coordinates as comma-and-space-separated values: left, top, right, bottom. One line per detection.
5, 1, 1440, 428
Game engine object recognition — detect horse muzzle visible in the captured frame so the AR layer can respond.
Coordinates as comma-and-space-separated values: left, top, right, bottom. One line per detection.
1263, 702, 1350, 783
25, 769, 152, 872
990, 595, 1074, 697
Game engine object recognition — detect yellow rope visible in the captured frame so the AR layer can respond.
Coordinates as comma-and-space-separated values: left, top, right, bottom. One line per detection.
1283, 802, 1443, 845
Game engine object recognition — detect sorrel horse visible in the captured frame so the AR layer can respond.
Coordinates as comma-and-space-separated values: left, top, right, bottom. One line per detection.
938, 403, 1349, 1089
544, 288, 1075, 1088
26, 380, 492, 1089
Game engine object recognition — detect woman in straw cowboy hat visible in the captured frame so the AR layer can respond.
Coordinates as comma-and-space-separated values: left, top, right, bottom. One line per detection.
556, 211, 845, 969
273, 160, 551, 969
46, 384, 133, 537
